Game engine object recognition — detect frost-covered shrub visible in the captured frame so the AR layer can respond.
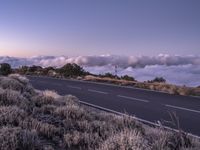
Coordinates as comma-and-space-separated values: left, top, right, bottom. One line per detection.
20, 118, 61, 139
0, 106, 26, 126
42, 90, 61, 99
0, 127, 20, 150
98, 129, 149, 150
32, 94, 64, 107
9, 74, 29, 85
0, 77, 24, 92
64, 131, 101, 150
0, 89, 34, 113
54, 104, 87, 120
0, 127, 39, 150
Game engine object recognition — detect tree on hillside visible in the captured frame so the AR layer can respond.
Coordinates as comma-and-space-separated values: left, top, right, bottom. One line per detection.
121, 75, 135, 81
28, 65, 43, 73
149, 77, 166, 83
0, 63, 12, 76
59, 63, 86, 77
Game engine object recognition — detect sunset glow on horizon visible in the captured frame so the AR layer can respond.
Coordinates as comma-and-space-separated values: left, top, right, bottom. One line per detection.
0, 0, 199, 57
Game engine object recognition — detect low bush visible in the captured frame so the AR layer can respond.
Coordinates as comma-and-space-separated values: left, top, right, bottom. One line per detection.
0, 63, 12, 76
98, 129, 149, 150
148, 77, 166, 83
121, 75, 135, 81
0, 106, 26, 126
0, 127, 39, 150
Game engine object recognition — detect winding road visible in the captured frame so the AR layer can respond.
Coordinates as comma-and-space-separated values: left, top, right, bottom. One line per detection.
28, 76, 200, 137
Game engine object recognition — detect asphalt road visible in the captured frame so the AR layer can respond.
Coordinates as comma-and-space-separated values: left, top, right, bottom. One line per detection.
28, 76, 200, 136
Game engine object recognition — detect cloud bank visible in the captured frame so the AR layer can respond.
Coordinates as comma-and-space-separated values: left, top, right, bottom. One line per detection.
0, 54, 200, 87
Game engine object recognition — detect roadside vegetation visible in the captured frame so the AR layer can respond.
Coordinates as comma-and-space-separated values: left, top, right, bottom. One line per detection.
84, 75, 200, 97
0, 74, 199, 150
5, 63, 199, 97
0, 63, 12, 76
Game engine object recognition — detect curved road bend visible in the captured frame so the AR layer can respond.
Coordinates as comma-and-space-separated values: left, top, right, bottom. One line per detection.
28, 76, 200, 136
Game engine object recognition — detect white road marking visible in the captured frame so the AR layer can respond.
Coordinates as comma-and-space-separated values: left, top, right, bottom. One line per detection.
67, 85, 81, 90
165, 104, 200, 114
117, 95, 149, 103
88, 89, 108, 94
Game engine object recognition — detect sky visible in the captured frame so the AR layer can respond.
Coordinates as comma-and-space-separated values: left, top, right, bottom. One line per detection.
0, 0, 200, 57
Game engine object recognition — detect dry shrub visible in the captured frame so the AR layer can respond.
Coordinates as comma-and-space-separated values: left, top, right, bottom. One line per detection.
166, 132, 192, 149
93, 113, 144, 135
32, 93, 64, 107
146, 127, 195, 150
9, 74, 29, 85
42, 90, 61, 99
75, 120, 91, 132
187, 138, 200, 150
35, 95, 52, 105
63, 119, 111, 140
62, 95, 79, 106
63, 115, 145, 149
54, 104, 87, 120
0, 75, 35, 97
0, 127, 39, 150
192, 88, 200, 96
35, 114, 64, 128
98, 129, 149, 150
0, 127, 19, 150
89, 120, 115, 140
20, 118, 61, 139
17, 129, 39, 150
0, 89, 22, 106
23, 84, 36, 97
33, 104, 57, 115
64, 131, 100, 150
33, 105, 63, 127
110, 115, 145, 134
0, 89, 34, 112
0, 106, 26, 126
32, 95, 55, 107
176, 87, 193, 96
0, 77, 25, 92
146, 127, 171, 150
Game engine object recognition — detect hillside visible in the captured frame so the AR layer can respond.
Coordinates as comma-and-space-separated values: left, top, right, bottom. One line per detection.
0, 74, 199, 150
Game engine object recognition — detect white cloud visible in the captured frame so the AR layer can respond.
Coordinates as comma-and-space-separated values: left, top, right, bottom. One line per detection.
0, 54, 200, 87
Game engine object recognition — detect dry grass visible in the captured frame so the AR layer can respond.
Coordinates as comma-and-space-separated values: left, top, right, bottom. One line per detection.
0, 127, 39, 150
84, 75, 200, 96
0, 74, 199, 150
98, 129, 149, 150
84, 75, 137, 86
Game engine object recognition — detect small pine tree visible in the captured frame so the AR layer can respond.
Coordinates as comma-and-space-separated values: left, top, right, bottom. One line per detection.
0, 63, 12, 76
150, 77, 166, 83
59, 63, 85, 77
121, 75, 135, 81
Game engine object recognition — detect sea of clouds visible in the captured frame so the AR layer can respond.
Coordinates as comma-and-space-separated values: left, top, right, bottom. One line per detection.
0, 54, 200, 87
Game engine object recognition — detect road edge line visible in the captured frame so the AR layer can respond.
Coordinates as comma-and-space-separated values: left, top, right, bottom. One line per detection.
80, 100, 200, 140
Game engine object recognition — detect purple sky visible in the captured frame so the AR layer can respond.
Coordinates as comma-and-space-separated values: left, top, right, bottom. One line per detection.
0, 0, 200, 57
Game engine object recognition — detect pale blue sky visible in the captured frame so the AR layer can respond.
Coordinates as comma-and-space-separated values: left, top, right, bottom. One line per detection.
0, 0, 199, 57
